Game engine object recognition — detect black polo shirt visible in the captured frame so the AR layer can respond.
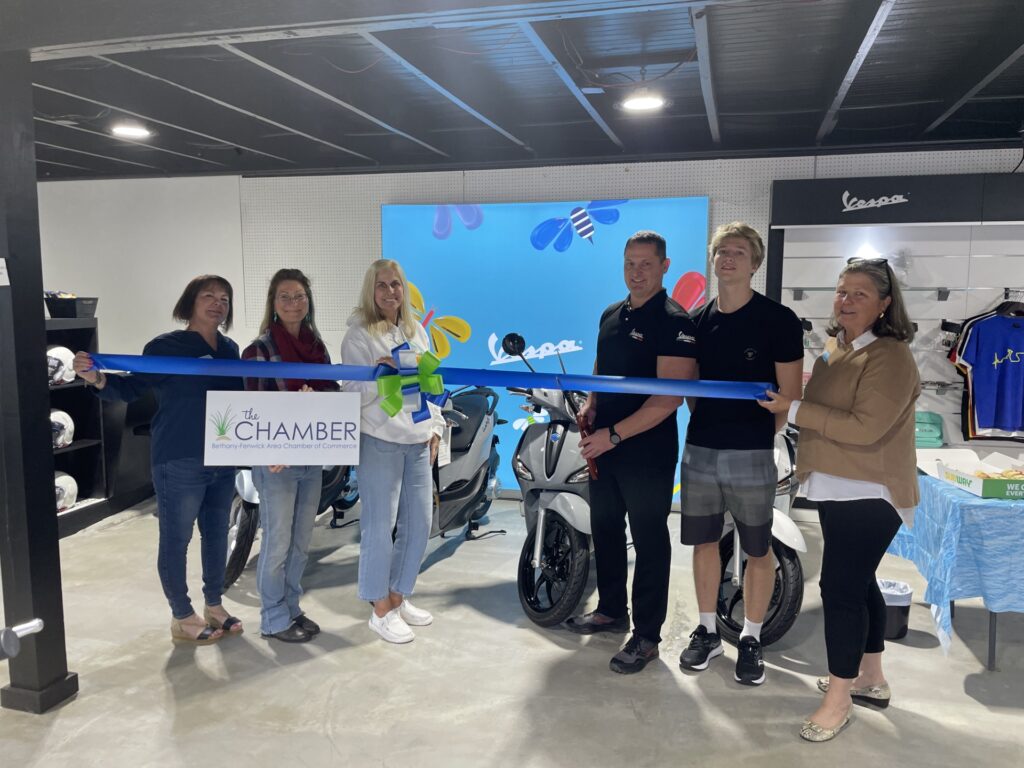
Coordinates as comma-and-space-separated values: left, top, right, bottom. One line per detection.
686, 291, 804, 450
593, 289, 697, 466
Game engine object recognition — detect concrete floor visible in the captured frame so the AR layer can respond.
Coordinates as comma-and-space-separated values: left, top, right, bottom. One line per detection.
1, 499, 1022, 768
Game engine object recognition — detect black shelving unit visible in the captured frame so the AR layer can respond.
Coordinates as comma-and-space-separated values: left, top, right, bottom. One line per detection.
47, 317, 111, 535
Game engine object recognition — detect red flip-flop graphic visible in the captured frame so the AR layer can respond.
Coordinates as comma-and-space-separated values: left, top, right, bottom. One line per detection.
672, 272, 707, 312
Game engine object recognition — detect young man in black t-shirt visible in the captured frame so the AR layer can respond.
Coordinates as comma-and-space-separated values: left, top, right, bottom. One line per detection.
678, 222, 804, 685
566, 230, 698, 675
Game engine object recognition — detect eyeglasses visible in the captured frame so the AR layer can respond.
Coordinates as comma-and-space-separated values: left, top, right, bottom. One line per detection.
276, 293, 308, 305
846, 256, 888, 265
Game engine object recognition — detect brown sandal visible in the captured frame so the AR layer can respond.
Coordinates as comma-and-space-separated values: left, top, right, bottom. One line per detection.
204, 606, 244, 634
171, 616, 223, 645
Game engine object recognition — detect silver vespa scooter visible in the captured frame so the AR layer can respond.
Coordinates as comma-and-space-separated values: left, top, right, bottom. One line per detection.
502, 333, 806, 646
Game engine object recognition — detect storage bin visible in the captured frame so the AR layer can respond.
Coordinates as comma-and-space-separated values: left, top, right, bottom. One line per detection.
45, 296, 98, 318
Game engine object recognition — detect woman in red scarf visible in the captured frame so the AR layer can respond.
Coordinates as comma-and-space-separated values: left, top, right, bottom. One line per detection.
242, 269, 339, 643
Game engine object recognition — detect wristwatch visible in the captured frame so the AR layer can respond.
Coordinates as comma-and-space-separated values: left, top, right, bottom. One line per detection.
608, 424, 622, 445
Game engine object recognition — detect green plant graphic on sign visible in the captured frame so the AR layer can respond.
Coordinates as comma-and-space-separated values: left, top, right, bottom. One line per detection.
209, 406, 236, 441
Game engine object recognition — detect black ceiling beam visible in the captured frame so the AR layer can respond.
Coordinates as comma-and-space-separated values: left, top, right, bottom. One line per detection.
924, 36, 1024, 134
220, 44, 449, 158
361, 30, 533, 152
814, 0, 896, 145
5, 1, 702, 59
518, 22, 624, 150
32, 82, 296, 166
97, 55, 377, 163
35, 117, 228, 169
690, 4, 720, 145
586, 49, 697, 73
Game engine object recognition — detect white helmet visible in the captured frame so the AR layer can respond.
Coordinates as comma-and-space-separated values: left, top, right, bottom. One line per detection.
51, 409, 75, 449
47, 345, 76, 384
54, 471, 78, 512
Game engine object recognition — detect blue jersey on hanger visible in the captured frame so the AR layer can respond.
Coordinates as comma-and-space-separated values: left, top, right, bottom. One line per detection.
960, 315, 1024, 431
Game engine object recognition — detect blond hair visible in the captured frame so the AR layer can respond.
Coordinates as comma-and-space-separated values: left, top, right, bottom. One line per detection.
353, 259, 420, 338
709, 222, 765, 270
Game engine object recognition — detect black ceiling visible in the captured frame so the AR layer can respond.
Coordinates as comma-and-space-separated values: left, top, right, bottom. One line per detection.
10, 0, 1024, 180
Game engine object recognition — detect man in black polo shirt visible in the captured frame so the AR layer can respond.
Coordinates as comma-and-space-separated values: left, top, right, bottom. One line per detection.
566, 230, 697, 675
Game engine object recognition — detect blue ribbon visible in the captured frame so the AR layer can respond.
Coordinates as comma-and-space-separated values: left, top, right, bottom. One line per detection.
89, 353, 774, 400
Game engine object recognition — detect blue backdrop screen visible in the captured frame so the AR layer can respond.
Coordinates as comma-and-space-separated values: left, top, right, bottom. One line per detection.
381, 197, 710, 493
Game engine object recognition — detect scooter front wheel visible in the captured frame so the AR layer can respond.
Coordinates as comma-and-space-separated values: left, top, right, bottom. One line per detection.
716, 535, 803, 647
518, 512, 590, 627
224, 492, 260, 589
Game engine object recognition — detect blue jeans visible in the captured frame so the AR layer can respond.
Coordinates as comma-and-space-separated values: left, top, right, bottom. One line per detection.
151, 458, 236, 620
357, 434, 432, 602
252, 465, 321, 634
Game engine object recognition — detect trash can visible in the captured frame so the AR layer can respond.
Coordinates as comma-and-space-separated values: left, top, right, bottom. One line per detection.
878, 579, 912, 640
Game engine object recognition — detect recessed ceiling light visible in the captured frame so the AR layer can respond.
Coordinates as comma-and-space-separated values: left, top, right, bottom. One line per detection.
621, 90, 665, 112
111, 124, 151, 139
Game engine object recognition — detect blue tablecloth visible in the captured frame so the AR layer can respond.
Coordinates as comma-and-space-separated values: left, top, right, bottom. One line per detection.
888, 474, 1024, 649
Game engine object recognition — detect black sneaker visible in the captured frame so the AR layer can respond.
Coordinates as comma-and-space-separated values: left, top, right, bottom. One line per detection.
734, 635, 765, 686
291, 613, 321, 635
565, 611, 630, 635
261, 622, 312, 644
609, 633, 659, 674
679, 626, 724, 671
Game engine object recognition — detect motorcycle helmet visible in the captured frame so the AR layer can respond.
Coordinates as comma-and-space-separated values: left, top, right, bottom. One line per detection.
51, 409, 75, 449
47, 345, 76, 384
54, 471, 78, 512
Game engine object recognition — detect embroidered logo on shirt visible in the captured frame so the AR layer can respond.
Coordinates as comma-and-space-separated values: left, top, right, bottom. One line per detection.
676, 331, 696, 343
993, 348, 1022, 369
743, 347, 758, 361
630, 329, 644, 342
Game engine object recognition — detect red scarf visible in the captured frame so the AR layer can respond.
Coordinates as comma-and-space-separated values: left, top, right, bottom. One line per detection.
269, 321, 334, 391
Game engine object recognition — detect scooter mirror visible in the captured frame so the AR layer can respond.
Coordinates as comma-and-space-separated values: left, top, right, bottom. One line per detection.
502, 333, 526, 356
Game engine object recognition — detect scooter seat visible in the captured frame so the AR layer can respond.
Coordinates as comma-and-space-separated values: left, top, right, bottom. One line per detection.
449, 393, 488, 453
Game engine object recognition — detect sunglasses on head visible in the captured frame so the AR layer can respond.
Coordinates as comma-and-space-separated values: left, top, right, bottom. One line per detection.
846, 256, 889, 265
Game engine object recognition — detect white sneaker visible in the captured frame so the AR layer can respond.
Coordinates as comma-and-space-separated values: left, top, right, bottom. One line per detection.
399, 600, 433, 626
368, 609, 415, 644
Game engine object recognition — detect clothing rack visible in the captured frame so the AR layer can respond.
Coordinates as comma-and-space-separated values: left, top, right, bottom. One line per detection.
939, 287, 1024, 335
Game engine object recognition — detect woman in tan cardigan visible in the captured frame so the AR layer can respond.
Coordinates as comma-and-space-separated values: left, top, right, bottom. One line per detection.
760, 257, 919, 742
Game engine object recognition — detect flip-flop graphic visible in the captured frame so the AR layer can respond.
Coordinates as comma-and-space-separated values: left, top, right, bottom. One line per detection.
672, 272, 707, 312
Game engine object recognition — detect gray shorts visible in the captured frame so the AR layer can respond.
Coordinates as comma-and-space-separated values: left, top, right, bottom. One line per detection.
679, 444, 775, 557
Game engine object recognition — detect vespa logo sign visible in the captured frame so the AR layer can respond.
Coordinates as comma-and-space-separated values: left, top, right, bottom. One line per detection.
487, 333, 583, 366
841, 190, 910, 214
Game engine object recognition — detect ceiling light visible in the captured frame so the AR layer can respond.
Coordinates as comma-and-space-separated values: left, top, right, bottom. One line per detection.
111, 124, 151, 139
621, 90, 664, 112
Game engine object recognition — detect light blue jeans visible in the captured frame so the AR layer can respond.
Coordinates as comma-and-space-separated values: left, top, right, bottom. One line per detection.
252, 465, 322, 635
357, 434, 432, 602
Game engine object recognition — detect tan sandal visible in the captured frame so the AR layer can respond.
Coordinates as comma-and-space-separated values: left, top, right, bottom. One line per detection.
171, 616, 223, 645
204, 606, 244, 634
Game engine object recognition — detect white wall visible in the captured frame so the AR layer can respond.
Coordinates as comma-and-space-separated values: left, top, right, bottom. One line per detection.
38, 176, 252, 353
38, 146, 1024, 357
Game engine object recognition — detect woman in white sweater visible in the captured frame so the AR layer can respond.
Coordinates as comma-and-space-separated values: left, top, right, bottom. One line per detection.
341, 259, 445, 643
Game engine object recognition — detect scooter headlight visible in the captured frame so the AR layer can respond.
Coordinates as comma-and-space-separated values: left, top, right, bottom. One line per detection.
568, 467, 591, 484
513, 454, 533, 481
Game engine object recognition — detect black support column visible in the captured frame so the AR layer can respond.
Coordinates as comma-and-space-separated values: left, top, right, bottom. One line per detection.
0, 49, 79, 713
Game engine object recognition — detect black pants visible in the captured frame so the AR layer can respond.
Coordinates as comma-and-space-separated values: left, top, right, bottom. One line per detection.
818, 498, 903, 679
590, 458, 675, 644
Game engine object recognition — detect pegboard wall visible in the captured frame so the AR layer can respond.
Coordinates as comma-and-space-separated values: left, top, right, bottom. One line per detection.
239, 147, 1024, 344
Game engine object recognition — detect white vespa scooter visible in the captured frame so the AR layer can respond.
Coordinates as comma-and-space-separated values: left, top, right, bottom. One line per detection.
502, 333, 806, 646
